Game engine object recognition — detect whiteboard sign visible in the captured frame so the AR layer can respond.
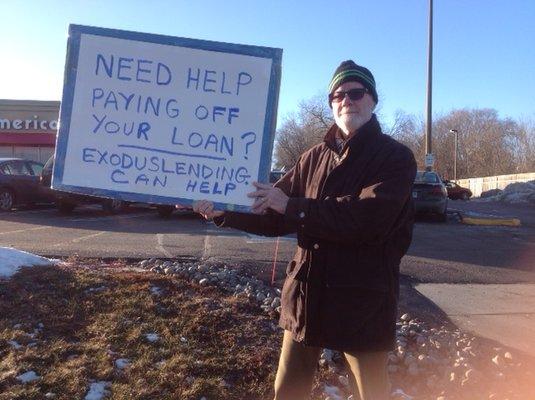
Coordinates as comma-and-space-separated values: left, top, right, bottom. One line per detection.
53, 25, 282, 212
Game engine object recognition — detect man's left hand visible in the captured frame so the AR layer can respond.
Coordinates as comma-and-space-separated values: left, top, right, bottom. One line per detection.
248, 182, 289, 215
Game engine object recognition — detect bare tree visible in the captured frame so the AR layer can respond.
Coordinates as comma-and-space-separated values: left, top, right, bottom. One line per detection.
386, 110, 425, 168
274, 96, 333, 169
432, 109, 525, 179
275, 97, 534, 178
514, 116, 535, 173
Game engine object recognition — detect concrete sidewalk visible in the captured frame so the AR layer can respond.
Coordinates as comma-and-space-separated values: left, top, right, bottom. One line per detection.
415, 283, 535, 357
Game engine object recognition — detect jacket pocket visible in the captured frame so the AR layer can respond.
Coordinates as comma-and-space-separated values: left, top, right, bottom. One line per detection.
286, 260, 297, 276
285, 259, 307, 281
325, 244, 387, 291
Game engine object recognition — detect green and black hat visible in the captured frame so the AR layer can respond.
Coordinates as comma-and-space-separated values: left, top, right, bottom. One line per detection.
328, 60, 378, 103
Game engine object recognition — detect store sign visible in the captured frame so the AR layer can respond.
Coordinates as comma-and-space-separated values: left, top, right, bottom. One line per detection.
53, 24, 282, 212
0, 118, 58, 131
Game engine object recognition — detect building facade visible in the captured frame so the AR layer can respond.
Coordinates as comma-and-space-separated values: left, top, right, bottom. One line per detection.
0, 99, 59, 163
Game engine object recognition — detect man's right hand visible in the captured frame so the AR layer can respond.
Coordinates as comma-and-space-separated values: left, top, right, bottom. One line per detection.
192, 200, 224, 220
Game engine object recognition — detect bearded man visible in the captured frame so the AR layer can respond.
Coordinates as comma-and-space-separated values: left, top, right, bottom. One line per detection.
193, 60, 417, 400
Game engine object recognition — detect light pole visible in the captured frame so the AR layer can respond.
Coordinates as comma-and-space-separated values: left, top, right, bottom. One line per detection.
449, 129, 458, 181
425, 0, 434, 170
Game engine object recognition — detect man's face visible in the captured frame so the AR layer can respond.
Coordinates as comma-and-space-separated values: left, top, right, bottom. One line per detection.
331, 81, 376, 136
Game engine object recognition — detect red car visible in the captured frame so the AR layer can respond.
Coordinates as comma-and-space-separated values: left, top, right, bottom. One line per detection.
443, 180, 472, 200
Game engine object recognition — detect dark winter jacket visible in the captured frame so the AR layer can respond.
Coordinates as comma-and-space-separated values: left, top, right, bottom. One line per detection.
215, 114, 416, 351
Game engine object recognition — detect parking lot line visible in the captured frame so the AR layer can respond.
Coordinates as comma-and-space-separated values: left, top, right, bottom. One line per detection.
201, 234, 212, 260
71, 231, 107, 243
51, 231, 107, 247
0, 226, 50, 235
156, 234, 174, 258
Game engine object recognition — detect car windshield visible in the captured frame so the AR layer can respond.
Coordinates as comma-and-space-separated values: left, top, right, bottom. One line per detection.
415, 171, 440, 184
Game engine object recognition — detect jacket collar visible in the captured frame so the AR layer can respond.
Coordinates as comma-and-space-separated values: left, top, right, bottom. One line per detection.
323, 114, 382, 155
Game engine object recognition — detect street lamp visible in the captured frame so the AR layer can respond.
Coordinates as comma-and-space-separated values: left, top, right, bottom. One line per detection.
425, 0, 434, 171
449, 129, 458, 181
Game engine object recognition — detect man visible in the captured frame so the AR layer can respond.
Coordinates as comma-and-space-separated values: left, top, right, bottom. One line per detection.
193, 60, 416, 400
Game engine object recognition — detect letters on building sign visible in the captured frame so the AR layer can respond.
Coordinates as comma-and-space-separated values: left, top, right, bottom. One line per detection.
0, 118, 58, 131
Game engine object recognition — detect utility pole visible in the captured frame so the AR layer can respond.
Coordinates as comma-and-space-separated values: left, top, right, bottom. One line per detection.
425, 0, 434, 171
449, 129, 459, 181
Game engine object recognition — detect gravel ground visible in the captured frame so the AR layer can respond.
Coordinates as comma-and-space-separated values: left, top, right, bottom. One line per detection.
140, 258, 535, 400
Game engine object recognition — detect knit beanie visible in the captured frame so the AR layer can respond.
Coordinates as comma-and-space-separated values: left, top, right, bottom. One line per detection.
328, 60, 378, 103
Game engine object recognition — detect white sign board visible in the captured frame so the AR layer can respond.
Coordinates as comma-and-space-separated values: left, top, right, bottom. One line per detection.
54, 25, 282, 212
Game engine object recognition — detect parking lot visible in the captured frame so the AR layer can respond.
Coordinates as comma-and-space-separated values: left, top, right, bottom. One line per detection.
0, 200, 533, 285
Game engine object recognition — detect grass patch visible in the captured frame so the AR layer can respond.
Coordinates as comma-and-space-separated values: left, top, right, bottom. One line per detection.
0, 261, 283, 400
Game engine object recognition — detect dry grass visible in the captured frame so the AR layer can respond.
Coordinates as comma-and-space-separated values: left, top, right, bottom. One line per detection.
0, 261, 285, 400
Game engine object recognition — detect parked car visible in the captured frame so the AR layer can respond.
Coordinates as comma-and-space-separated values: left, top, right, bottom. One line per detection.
0, 158, 53, 211
40, 157, 126, 214
155, 203, 191, 218
443, 180, 472, 200
412, 171, 448, 221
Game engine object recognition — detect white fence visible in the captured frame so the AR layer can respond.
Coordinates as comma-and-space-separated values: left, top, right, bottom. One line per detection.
456, 172, 535, 197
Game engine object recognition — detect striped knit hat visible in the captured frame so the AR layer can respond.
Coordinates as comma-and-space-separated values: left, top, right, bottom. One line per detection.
328, 60, 378, 103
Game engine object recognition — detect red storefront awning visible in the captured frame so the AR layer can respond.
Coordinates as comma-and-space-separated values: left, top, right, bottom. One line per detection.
0, 132, 56, 146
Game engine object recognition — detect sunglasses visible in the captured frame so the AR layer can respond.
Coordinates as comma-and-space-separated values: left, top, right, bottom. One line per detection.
328, 88, 369, 106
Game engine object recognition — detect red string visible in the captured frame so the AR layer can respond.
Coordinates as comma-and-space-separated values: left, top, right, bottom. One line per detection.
271, 236, 280, 286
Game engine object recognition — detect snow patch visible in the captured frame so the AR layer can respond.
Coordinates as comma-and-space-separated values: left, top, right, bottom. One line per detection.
145, 333, 160, 342
0, 247, 58, 278
391, 388, 414, 399
479, 180, 535, 204
85, 286, 107, 293
323, 384, 343, 399
16, 370, 40, 383
115, 358, 130, 369
84, 381, 111, 400
8, 340, 22, 349
150, 286, 162, 296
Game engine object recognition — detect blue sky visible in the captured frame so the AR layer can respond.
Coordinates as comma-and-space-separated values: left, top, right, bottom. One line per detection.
1, 0, 534, 129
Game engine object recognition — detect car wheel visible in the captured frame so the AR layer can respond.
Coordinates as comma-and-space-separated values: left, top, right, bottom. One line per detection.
102, 198, 124, 214
0, 189, 15, 211
157, 205, 174, 218
461, 192, 470, 201
57, 201, 76, 214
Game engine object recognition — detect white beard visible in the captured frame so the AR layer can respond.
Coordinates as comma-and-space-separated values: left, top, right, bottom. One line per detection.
335, 112, 372, 137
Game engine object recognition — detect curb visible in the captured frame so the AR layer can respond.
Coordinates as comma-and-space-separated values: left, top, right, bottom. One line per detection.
461, 216, 521, 226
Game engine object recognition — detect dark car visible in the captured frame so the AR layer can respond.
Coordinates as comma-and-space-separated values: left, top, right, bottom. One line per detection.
0, 158, 52, 211
154, 203, 191, 218
443, 180, 472, 200
40, 157, 126, 214
412, 171, 448, 221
